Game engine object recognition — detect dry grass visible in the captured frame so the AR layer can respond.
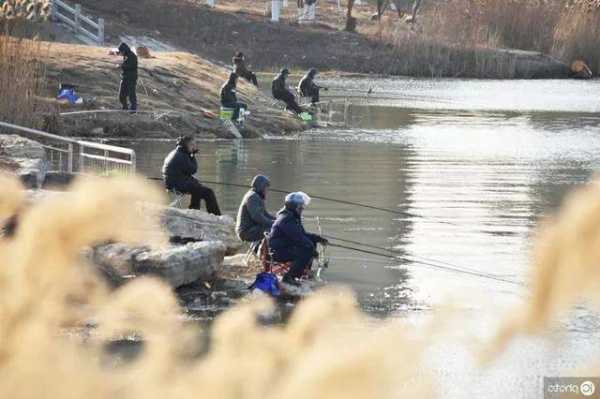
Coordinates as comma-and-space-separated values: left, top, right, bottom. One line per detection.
0, 34, 49, 128
1, 168, 600, 396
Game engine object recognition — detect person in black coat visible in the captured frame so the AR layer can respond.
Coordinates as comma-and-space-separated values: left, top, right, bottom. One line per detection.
268, 192, 328, 286
298, 68, 327, 104
272, 68, 303, 115
117, 42, 138, 112
162, 136, 221, 215
220, 73, 248, 121
232, 52, 258, 87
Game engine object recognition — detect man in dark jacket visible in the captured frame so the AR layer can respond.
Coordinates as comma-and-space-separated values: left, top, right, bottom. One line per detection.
117, 42, 138, 112
232, 52, 258, 87
162, 136, 221, 215
298, 68, 327, 104
268, 192, 328, 285
272, 68, 303, 115
220, 73, 248, 122
236, 175, 275, 245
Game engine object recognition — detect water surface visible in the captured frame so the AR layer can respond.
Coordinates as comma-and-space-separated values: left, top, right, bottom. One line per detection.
129, 77, 600, 398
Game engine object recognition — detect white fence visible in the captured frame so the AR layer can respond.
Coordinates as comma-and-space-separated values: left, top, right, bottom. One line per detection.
51, 0, 104, 45
0, 121, 136, 176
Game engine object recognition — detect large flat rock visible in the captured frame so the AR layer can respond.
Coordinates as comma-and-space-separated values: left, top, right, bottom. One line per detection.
91, 241, 227, 288
158, 207, 242, 255
0, 134, 48, 188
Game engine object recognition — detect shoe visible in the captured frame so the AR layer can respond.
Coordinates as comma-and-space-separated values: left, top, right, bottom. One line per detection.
282, 275, 301, 287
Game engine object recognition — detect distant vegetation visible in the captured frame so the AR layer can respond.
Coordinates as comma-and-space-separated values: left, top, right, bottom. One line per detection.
368, 0, 600, 75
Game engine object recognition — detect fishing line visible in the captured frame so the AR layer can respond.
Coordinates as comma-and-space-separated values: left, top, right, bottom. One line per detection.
148, 176, 457, 225
327, 243, 524, 286
322, 234, 491, 276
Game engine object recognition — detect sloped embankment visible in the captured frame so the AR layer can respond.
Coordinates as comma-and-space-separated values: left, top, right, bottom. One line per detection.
41, 42, 303, 138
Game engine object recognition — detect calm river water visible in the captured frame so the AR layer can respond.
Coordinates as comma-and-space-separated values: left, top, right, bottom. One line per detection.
128, 78, 600, 398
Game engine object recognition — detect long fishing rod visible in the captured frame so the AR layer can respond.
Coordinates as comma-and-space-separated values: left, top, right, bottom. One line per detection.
327, 243, 524, 286
148, 177, 431, 220
322, 234, 491, 275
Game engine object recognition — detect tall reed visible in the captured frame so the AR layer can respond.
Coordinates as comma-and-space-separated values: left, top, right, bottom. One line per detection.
0, 35, 47, 128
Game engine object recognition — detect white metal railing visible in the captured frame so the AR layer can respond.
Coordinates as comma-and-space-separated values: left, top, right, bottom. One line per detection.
0, 121, 136, 176
78, 140, 136, 176
51, 0, 104, 45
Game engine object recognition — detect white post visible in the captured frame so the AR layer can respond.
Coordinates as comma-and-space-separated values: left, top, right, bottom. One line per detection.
283, 0, 288, 7
271, 0, 281, 22
74, 4, 81, 34
98, 18, 105, 45
207, 0, 215, 7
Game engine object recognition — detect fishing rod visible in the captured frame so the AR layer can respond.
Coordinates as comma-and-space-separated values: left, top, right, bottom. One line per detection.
327, 242, 524, 286
148, 176, 431, 220
322, 234, 490, 275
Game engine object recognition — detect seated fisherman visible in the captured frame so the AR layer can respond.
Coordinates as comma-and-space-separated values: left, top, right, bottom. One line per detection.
268, 192, 328, 286
236, 175, 275, 248
220, 72, 248, 122
162, 136, 222, 215
233, 52, 258, 87
272, 68, 303, 115
298, 68, 327, 105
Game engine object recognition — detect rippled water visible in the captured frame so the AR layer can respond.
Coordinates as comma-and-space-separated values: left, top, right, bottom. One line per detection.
128, 77, 600, 398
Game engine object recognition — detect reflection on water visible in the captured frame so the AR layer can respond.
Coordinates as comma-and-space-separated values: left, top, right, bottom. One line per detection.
124, 77, 600, 398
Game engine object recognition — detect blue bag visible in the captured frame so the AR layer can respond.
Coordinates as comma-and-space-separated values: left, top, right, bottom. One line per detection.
249, 272, 281, 297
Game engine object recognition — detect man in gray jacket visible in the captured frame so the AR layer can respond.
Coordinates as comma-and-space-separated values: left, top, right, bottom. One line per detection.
236, 175, 276, 245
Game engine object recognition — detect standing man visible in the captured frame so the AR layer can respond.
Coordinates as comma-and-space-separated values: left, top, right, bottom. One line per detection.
236, 175, 276, 246
232, 52, 258, 87
162, 136, 222, 215
117, 42, 138, 112
272, 68, 303, 115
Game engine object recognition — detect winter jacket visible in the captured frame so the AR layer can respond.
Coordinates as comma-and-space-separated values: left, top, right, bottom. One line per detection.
162, 145, 198, 190
298, 69, 319, 96
118, 43, 138, 81
272, 72, 290, 100
236, 176, 276, 240
268, 207, 320, 258
220, 73, 238, 105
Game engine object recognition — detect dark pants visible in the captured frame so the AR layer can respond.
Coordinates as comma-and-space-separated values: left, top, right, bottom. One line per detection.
119, 79, 137, 111
239, 225, 269, 243
272, 243, 317, 280
179, 179, 221, 215
222, 101, 248, 121
303, 87, 320, 104
276, 91, 303, 115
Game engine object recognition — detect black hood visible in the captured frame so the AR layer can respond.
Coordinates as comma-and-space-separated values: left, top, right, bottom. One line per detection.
118, 42, 131, 55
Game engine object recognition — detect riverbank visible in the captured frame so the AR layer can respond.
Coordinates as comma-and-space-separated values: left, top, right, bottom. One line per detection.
1, 38, 304, 139
74, 0, 581, 79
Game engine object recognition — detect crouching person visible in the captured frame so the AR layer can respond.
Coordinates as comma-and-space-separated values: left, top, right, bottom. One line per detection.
268, 192, 328, 286
220, 72, 248, 122
236, 175, 276, 251
162, 136, 222, 215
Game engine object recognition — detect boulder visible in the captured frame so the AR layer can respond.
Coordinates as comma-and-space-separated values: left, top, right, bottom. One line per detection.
158, 207, 242, 255
0, 134, 48, 188
91, 241, 227, 288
